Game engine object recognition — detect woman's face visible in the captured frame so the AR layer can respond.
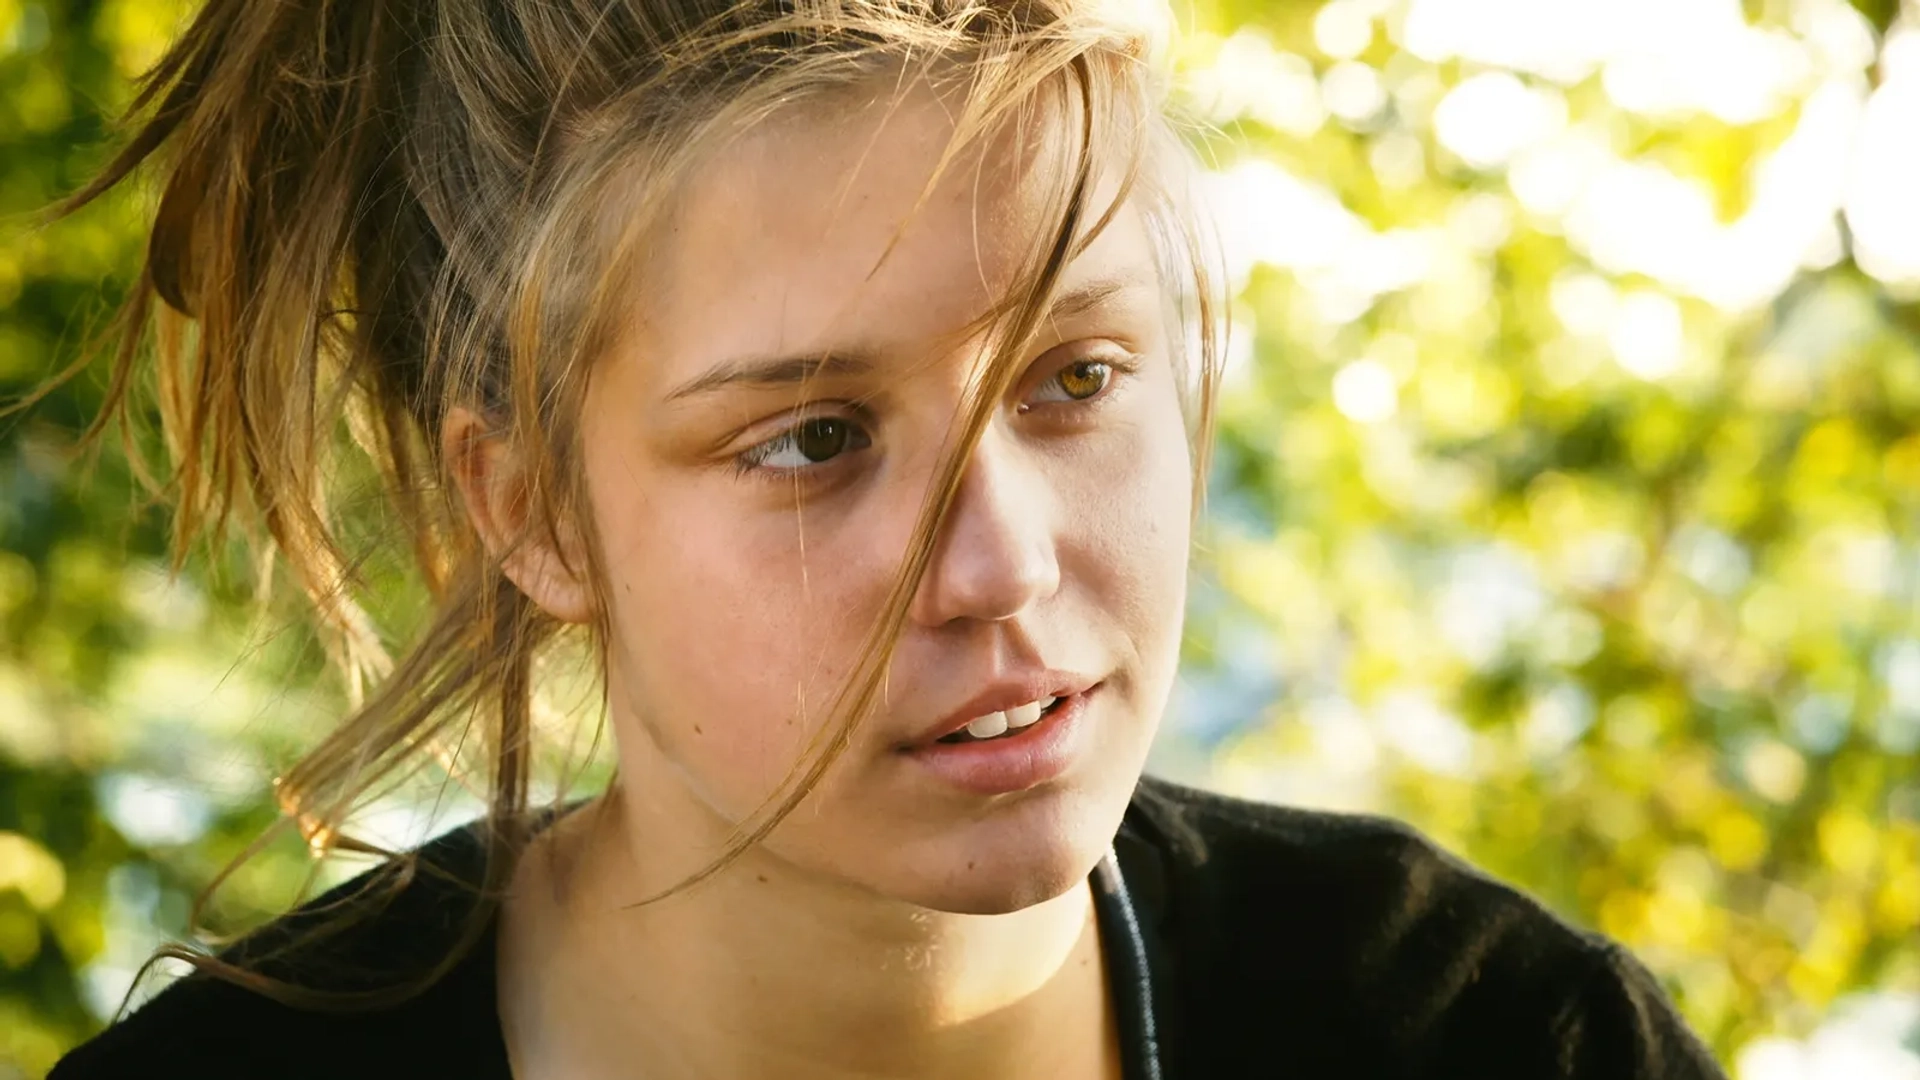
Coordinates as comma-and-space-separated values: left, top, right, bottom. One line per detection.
576, 87, 1194, 915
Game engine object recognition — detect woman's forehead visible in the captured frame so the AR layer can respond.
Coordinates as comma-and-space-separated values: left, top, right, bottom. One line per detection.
626, 85, 1153, 400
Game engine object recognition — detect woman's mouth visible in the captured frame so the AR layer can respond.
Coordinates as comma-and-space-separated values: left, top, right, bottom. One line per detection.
905, 687, 1096, 795
934, 695, 1069, 745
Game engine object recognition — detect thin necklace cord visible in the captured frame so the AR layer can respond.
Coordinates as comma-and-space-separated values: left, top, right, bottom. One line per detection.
1091, 846, 1164, 1080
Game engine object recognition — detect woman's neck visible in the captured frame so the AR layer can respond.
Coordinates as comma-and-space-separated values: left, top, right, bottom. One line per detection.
496, 786, 1124, 1080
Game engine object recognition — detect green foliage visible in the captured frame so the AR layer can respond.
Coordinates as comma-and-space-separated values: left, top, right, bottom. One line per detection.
0, 3, 347, 1074
1, 0, 1917, 1076
1165, 0, 1920, 1066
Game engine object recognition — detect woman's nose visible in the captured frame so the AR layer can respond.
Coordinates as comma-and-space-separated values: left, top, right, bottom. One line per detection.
907, 427, 1061, 628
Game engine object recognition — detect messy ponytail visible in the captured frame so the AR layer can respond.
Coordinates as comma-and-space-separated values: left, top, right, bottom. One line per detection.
36, 0, 1222, 1007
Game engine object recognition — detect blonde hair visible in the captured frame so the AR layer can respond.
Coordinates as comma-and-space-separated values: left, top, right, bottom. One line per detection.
40, 0, 1222, 1006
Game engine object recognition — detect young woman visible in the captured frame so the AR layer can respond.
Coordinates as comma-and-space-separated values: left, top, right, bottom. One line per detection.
43, 0, 1725, 1077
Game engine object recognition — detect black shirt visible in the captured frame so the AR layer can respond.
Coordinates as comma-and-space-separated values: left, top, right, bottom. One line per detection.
51, 775, 1729, 1078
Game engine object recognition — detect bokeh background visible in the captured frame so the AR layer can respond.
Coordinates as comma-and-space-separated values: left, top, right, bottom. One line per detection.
3, 0, 1920, 1075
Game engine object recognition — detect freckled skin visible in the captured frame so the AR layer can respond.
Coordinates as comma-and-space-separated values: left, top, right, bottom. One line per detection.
575, 88, 1193, 915
489, 82, 1193, 1080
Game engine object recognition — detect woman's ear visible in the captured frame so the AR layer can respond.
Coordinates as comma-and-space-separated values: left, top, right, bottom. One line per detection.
442, 406, 596, 624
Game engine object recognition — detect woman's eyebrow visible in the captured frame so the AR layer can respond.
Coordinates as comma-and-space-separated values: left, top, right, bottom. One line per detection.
665, 350, 880, 403
1046, 272, 1152, 322
665, 272, 1154, 403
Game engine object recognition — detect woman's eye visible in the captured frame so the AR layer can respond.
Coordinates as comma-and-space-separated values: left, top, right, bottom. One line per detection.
737, 416, 872, 475
1029, 358, 1118, 405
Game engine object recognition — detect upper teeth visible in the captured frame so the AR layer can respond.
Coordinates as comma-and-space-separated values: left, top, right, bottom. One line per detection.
965, 696, 1057, 739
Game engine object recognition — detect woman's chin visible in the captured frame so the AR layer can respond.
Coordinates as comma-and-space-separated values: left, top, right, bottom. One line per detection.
876, 813, 1119, 914
919, 856, 1091, 915
764, 767, 1143, 914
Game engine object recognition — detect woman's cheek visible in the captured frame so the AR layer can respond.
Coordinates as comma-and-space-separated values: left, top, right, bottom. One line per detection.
611, 513, 883, 801
1082, 394, 1194, 654
1076, 394, 1191, 554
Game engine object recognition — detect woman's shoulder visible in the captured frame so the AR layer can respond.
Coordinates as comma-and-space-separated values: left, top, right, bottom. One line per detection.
49, 821, 508, 1080
1125, 771, 1543, 902
44, 963, 464, 1080
1120, 774, 1727, 1078
1120, 772, 1596, 970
